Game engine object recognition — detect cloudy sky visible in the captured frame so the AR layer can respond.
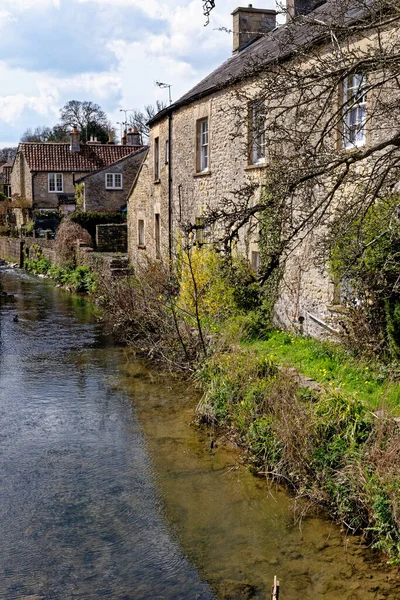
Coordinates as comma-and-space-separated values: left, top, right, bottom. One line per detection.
0, 0, 278, 147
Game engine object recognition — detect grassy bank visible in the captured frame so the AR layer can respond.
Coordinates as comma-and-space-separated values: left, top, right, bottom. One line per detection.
196, 331, 400, 562
247, 330, 400, 410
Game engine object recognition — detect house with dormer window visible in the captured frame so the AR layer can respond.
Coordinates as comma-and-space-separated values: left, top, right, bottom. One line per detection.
10, 128, 143, 226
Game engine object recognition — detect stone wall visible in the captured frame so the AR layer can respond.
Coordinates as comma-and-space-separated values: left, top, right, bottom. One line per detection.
96, 224, 127, 252
0, 238, 24, 266
82, 151, 146, 213
32, 172, 82, 210
10, 153, 32, 204
128, 78, 337, 337
24, 238, 57, 264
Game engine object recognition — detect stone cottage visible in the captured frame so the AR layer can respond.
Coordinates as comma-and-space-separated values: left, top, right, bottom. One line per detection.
10, 128, 143, 225
76, 143, 148, 213
127, 0, 399, 336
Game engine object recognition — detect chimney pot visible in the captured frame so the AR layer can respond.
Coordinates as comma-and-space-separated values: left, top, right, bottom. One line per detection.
231, 6, 277, 54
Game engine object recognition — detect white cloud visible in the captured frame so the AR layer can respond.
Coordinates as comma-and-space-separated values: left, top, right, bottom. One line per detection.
0, 0, 278, 144
3, 0, 59, 9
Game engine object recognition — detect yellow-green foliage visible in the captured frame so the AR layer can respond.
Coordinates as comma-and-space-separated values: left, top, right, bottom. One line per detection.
177, 244, 236, 323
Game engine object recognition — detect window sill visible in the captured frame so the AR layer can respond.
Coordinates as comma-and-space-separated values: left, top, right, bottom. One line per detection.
244, 163, 267, 171
193, 171, 211, 178
154, 179, 161, 185
138, 245, 146, 250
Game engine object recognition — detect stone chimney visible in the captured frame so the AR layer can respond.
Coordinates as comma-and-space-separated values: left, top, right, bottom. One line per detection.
286, 0, 326, 20
126, 127, 141, 147
232, 5, 277, 54
70, 127, 81, 152
107, 134, 115, 145
121, 130, 127, 146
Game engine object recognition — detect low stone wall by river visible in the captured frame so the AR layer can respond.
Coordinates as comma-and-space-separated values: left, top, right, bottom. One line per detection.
0, 236, 130, 278
0, 238, 24, 267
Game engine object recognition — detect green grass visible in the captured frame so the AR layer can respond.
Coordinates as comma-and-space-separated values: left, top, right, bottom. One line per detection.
244, 331, 400, 411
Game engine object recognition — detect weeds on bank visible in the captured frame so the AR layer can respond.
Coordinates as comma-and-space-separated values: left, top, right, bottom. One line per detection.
24, 253, 96, 294
196, 345, 400, 562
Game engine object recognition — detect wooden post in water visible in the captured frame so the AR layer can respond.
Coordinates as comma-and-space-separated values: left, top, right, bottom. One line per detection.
271, 575, 280, 600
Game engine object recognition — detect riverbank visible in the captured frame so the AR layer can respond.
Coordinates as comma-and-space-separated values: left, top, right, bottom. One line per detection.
8, 245, 400, 564
196, 330, 400, 563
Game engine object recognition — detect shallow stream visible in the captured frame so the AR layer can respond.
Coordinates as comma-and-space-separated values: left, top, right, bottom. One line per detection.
0, 267, 399, 599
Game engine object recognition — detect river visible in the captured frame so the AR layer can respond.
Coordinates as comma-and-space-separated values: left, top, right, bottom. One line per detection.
0, 266, 399, 599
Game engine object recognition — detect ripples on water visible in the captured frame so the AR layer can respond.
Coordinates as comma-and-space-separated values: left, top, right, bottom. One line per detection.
2, 267, 400, 600
0, 268, 213, 600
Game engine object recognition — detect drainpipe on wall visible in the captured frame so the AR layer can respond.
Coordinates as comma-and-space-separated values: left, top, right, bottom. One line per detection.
168, 109, 173, 262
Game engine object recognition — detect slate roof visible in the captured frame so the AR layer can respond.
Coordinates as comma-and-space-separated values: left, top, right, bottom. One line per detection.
18, 142, 142, 173
149, 0, 376, 125
76, 147, 148, 183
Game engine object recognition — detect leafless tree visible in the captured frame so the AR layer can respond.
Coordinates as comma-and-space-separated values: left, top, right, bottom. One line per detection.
128, 101, 167, 143
202, 0, 400, 284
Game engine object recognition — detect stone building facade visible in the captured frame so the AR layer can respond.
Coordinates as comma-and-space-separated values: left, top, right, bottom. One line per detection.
10, 130, 143, 222
77, 147, 147, 213
127, 0, 395, 337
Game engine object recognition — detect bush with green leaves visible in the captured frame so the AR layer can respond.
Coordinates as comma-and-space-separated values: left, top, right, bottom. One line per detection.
330, 193, 400, 358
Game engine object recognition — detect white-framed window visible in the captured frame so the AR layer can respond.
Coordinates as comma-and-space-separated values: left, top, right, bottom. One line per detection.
105, 173, 123, 189
48, 173, 63, 193
197, 118, 209, 172
138, 219, 145, 247
154, 137, 160, 180
250, 102, 266, 164
343, 73, 367, 149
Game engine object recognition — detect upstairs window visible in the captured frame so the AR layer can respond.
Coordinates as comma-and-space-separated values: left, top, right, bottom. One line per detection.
197, 118, 209, 172
154, 137, 160, 180
343, 73, 367, 148
105, 173, 123, 189
48, 173, 63, 193
250, 102, 266, 164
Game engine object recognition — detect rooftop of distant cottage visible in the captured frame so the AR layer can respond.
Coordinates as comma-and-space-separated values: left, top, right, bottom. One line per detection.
18, 142, 142, 173
149, 0, 376, 125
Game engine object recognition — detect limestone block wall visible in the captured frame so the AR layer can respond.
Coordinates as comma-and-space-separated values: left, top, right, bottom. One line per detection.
0, 238, 24, 266
24, 238, 57, 264
83, 152, 145, 213
96, 224, 127, 252
32, 172, 80, 210
10, 153, 32, 204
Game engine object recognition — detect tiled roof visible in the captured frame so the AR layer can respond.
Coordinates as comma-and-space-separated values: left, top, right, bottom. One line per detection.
76, 147, 148, 182
150, 0, 376, 124
19, 142, 143, 173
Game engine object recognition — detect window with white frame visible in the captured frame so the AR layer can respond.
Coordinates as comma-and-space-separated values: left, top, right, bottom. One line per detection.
48, 173, 63, 193
197, 118, 209, 172
250, 102, 266, 164
105, 173, 123, 189
343, 73, 367, 149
